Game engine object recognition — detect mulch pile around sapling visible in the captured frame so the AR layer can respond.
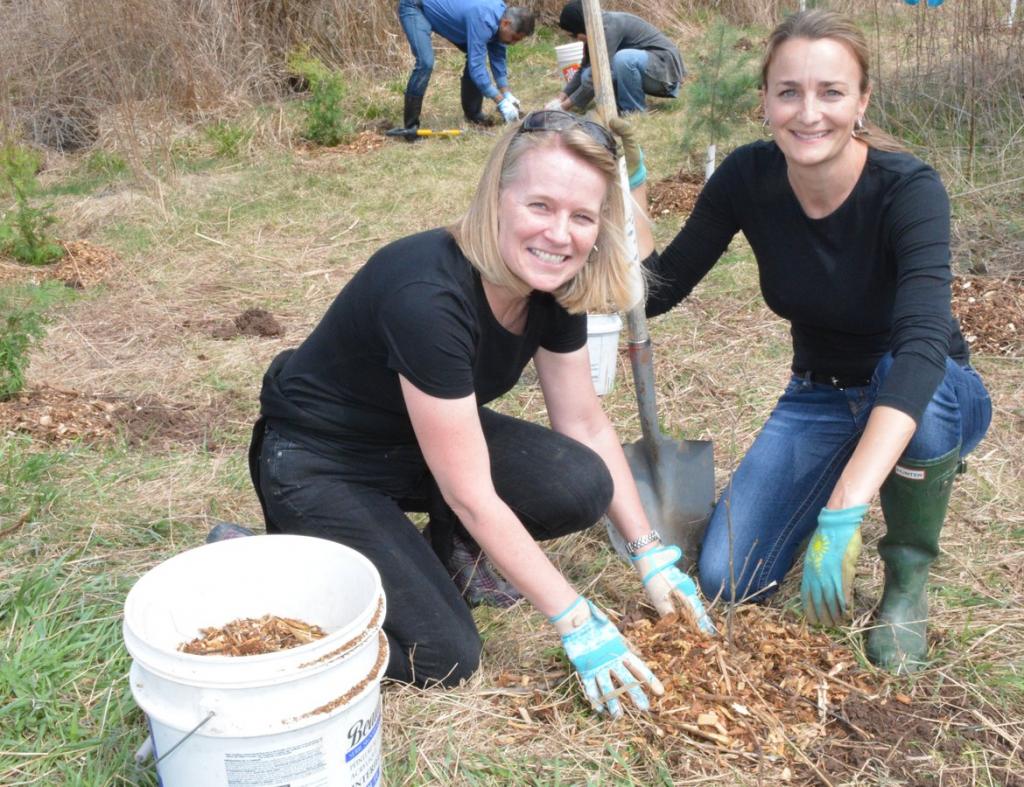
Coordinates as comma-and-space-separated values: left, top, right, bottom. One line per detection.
648, 170, 704, 217
612, 606, 1023, 784
0, 386, 229, 448
179, 615, 327, 656
0, 239, 117, 288
951, 275, 1024, 355
626, 606, 877, 756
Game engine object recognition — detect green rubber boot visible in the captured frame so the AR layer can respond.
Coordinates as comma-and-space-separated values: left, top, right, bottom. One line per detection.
867, 445, 963, 674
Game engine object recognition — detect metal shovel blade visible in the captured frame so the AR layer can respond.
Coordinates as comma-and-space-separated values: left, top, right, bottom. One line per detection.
608, 436, 714, 572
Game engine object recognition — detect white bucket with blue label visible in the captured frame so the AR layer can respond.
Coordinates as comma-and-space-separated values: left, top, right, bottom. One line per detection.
123, 534, 388, 787
586, 313, 623, 396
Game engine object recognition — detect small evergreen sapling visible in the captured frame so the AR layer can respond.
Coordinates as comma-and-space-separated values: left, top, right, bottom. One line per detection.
681, 22, 760, 181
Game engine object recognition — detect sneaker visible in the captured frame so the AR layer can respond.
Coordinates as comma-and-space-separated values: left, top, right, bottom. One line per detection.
447, 532, 522, 608
206, 522, 255, 543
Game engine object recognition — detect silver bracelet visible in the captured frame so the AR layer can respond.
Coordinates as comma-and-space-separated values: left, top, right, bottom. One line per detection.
625, 530, 661, 555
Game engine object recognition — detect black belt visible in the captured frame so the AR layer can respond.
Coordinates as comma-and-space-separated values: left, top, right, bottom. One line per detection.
795, 369, 872, 390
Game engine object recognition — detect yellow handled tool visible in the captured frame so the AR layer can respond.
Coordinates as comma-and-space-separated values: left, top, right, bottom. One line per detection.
384, 128, 462, 139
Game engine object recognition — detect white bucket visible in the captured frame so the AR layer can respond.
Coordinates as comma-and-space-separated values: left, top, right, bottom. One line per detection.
123, 534, 388, 787
586, 312, 622, 396
555, 41, 585, 84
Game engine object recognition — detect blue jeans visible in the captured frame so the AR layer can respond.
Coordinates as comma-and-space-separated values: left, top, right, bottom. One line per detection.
578, 50, 680, 114
253, 408, 613, 687
698, 355, 991, 603
399, 0, 434, 97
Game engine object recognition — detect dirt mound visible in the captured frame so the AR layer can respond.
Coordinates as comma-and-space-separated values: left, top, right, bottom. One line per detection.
951, 275, 1023, 355
190, 307, 283, 340
0, 385, 232, 448
648, 170, 703, 217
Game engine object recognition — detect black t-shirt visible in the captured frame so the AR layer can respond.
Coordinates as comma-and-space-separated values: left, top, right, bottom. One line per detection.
645, 141, 968, 423
260, 228, 587, 455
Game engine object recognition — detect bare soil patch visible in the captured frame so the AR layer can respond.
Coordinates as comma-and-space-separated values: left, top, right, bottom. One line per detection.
0, 385, 232, 448
648, 170, 704, 217
951, 275, 1024, 356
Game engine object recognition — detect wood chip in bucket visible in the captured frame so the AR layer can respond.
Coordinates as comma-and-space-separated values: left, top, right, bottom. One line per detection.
179, 614, 327, 656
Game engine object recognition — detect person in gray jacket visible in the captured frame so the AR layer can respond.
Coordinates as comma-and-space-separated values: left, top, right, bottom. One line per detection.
547, 0, 684, 114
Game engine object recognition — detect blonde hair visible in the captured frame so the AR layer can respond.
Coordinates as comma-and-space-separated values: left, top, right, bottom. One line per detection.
762, 9, 906, 153
449, 124, 638, 315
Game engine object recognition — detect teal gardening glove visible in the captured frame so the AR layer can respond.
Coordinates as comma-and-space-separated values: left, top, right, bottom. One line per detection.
631, 544, 716, 634
801, 504, 869, 626
551, 596, 664, 718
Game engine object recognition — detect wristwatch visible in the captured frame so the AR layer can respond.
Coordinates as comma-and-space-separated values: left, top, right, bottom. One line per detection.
625, 530, 661, 555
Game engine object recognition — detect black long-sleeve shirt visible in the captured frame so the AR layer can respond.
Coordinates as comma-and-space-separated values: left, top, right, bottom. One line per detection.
645, 141, 968, 423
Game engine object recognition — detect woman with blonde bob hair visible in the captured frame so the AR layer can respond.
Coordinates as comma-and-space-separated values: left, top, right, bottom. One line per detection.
250, 110, 713, 718
641, 10, 991, 674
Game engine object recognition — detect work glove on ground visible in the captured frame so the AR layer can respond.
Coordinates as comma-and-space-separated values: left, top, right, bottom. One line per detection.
551, 596, 663, 718
631, 544, 716, 634
608, 117, 646, 188
801, 504, 869, 626
497, 96, 520, 123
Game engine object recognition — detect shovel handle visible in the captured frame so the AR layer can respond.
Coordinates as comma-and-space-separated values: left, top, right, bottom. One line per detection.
583, 0, 658, 446
628, 339, 661, 455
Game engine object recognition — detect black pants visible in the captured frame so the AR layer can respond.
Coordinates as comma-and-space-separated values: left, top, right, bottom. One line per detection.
253, 408, 613, 687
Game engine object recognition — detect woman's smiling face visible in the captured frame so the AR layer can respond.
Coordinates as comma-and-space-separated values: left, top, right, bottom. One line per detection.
763, 36, 871, 173
497, 142, 606, 294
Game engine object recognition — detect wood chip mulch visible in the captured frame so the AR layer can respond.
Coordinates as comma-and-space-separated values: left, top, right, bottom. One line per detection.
0, 385, 226, 448
0, 239, 117, 289
951, 275, 1023, 355
179, 614, 327, 656
626, 606, 878, 758
648, 170, 703, 217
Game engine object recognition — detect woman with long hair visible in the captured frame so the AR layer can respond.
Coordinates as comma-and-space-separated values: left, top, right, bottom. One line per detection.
640, 10, 991, 673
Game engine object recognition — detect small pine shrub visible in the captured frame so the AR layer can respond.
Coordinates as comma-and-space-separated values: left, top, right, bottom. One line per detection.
288, 49, 354, 147
1, 145, 64, 266
0, 288, 48, 400
0, 143, 44, 198
682, 21, 761, 174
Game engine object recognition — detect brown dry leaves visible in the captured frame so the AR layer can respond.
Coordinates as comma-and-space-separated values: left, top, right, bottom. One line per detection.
180, 614, 327, 656
626, 605, 879, 756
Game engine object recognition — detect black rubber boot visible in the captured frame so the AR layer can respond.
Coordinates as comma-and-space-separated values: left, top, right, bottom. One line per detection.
867, 445, 963, 674
403, 92, 423, 130
461, 68, 493, 126
386, 93, 423, 141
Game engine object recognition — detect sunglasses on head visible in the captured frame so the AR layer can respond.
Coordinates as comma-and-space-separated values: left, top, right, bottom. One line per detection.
518, 110, 618, 158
